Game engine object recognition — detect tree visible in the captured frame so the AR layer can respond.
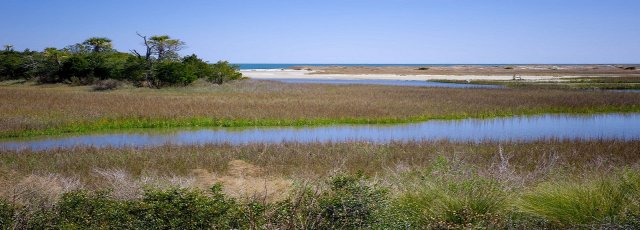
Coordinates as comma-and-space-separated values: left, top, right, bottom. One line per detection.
83, 37, 113, 53
3, 44, 13, 51
131, 33, 152, 63
148, 35, 185, 61
208, 61, 243, 84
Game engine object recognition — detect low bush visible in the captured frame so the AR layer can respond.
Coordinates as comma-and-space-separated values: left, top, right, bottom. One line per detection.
317, 174, 388, 229
0, 200, 15, 229
208, 61, 243, 84
154, 61, 197, 86
92, 79, 123, 91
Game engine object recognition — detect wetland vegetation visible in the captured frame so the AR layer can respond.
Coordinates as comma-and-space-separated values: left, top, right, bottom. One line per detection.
1, 140, 640, 228
1, 80, 640, 138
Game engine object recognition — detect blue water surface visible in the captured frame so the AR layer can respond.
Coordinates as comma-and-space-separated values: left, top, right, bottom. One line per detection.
1, 113, 638, 151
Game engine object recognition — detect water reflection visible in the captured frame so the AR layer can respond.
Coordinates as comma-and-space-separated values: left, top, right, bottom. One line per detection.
1, 113, 638, 151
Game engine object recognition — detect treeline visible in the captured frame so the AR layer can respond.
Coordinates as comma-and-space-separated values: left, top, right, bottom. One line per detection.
0, 34, 242, 88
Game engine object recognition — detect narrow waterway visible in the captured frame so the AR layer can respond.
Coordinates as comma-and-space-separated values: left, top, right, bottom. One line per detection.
1, 113, 638, 151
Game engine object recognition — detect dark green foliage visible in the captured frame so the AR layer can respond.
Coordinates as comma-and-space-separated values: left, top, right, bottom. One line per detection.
209, 61, 243, 84
318, 174, 388, 229
121, 55, 148, 82
56, 191, 137, 229
182, 55, 243, 84
268, 173, 388, 229
21, 185, 239, 229
138, 185, 237, 229
0, 200, 14, 230
154, 61, 197, 86
0, 51, 29, 80
0, 36, 242, 87
59, 55, 92, 83
182, 54, 212, 78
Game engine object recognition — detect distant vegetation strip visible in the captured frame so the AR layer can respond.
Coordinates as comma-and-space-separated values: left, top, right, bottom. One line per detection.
3, 106, 639, 139
430, 76, 640, 90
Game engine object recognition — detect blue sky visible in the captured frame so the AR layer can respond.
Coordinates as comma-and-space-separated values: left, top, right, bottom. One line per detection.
2, 0, 639, 64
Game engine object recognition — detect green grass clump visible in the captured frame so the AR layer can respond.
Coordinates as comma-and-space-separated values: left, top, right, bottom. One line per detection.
391, 156, 509, 228
518, 170, 640, 227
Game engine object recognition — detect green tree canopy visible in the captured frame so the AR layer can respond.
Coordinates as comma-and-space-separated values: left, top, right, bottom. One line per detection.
83, 37, 113, 53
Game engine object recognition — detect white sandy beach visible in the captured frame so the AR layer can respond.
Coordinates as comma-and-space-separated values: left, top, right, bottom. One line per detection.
241, 69, 583, 82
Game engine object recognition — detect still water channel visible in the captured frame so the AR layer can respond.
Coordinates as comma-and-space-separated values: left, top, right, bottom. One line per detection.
1, 113, 639, 151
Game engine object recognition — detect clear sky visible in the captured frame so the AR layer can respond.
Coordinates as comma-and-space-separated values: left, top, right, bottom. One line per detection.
2, 0, 639, 64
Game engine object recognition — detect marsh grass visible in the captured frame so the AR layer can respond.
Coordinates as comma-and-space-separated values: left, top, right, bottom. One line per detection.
434, 76, 640, 90
1, 140, 640, 228
2, 80, 640, 137
518, 170, 640, 227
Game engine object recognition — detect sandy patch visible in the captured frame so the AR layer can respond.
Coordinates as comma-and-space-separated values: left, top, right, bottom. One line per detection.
191, 160, 292, 202
241, 69, 584, 82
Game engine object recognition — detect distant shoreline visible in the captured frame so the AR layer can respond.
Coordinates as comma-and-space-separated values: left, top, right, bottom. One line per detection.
241, 64, 640, 81
237, 63, 640, 70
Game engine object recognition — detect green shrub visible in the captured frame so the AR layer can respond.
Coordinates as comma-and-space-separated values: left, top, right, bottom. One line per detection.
154, 61, 197, 86
121, 56, 147, 82
56, 190, 137, 229
0, 200, 15, 230
0, 51, 29, 80
47, 184, 240, 229
182, 54, 212, 78
139, 185, 238, 229
208, 61, 243, 84
317, 173, 388, 229
59, 55, 93, 83
264, 173, 388, 229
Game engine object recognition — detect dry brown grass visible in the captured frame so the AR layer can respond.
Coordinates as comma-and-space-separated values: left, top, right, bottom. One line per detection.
1, 80, 639, 134
1, 140, 638, 195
